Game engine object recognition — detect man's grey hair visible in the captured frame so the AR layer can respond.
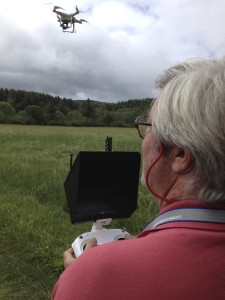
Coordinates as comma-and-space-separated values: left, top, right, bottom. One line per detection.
153, 57, 225, 204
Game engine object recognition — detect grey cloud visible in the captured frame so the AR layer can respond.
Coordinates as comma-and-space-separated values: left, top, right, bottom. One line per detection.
1, 0, 225, 102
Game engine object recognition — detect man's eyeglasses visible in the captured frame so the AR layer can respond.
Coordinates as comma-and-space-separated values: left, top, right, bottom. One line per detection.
134, 115, 152, 139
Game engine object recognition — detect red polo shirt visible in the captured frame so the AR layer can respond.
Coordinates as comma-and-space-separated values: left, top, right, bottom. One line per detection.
52, 200, 225, 300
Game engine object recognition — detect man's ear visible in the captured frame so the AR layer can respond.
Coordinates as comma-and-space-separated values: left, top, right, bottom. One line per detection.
171, 148, 194, 174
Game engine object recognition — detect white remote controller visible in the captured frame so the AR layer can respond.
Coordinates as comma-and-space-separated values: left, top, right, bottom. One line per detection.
72, 219, 128, 257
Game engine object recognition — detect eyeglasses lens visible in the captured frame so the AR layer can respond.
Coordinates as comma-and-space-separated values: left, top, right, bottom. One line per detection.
138, 116, 148, 139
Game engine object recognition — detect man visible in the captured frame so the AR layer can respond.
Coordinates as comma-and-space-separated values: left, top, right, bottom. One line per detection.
52, 58, 225, 299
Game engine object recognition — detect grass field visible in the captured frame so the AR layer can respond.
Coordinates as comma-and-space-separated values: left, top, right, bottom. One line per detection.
0, 124, 159, 300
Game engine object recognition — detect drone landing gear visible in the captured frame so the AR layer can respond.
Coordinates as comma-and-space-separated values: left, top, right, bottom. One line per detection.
60, 21, 75, 33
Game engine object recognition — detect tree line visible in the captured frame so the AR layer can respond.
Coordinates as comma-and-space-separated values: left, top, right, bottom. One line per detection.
0, 88, 153, 127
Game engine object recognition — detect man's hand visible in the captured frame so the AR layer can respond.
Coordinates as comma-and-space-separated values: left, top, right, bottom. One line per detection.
63, 248, 75, 269
63, 238, 98, 269
83, 237, 98, 250
124, 234, 137, 240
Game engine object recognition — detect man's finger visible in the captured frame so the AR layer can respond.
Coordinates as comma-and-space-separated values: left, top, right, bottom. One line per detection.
124, 234, 137, 240
84, 238, 98, 250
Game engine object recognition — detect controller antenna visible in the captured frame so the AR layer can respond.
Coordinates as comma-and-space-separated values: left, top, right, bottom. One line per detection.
105, 136, 112, 152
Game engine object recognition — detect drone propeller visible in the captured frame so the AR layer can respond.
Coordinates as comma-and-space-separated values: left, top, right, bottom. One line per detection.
53, 6, 65, 10
80, 19, 88, 23
75, 5, 88, 13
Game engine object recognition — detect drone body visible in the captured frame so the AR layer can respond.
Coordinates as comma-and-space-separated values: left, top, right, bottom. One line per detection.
53, 5, 88, 33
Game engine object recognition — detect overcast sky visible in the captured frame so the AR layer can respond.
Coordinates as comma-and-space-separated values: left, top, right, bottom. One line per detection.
1, 0, 225, 102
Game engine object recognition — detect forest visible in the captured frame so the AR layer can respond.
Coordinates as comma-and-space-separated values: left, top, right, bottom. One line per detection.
0, 88, 153, 127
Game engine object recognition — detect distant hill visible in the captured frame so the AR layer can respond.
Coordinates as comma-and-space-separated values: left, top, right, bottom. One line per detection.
0, 88, 153, 126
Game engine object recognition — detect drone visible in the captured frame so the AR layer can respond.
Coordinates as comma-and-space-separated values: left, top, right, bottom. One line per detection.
52, 5, 88, 33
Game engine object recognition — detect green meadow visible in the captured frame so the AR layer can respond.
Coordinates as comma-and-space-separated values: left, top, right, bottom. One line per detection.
0, 124, 159, 300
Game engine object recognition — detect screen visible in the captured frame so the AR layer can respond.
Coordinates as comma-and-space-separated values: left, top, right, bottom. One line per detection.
64, 151, 141, 224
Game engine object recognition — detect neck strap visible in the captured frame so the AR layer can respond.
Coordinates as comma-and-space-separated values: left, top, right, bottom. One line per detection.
141, 207, 225, 232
